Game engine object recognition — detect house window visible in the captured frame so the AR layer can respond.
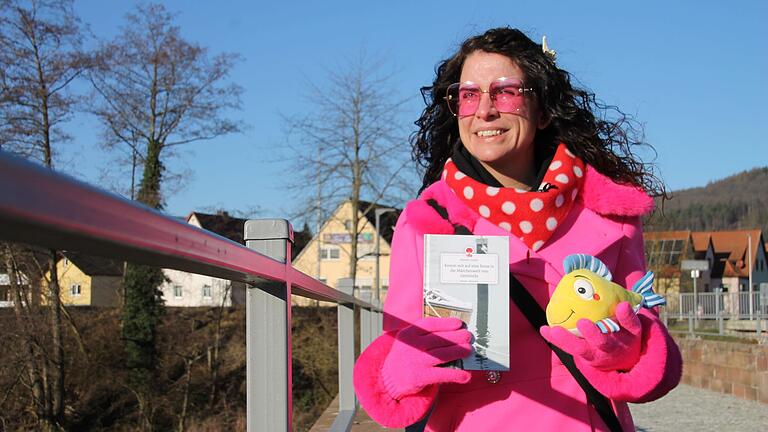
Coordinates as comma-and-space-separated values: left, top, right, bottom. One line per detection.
173, 285, 183, 298
344, 219, 352, 230
70, 284, 81, 296
0, 287, 9, 302
320, 248, 340, 260
202, 284, 212, 298
63, 258, 69, 267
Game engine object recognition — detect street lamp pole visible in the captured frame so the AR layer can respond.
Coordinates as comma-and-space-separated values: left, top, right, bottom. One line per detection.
375, 207, 396, 303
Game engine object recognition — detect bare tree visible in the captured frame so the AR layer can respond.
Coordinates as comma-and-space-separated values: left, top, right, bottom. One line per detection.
88, 3, 244, 208
0, 0, 87, 163
87, 4, 243, 429
0, 1, 88, 429
283, 55, 416, 287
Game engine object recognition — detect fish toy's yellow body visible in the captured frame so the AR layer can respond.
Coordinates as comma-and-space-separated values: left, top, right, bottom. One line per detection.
546, 254, 665, 335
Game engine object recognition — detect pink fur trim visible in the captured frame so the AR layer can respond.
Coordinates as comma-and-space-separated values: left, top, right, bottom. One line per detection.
419, 181, 479, 230
574, 310, 682, 402
578, 166, 654, 217
401, 200, 456, 235
353, 332, 437, 427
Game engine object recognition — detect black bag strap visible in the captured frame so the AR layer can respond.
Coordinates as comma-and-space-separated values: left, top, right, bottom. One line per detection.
425, 199, 623, 432
509, 276, 623, 432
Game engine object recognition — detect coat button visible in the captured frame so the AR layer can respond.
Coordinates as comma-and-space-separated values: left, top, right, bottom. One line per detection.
486, 370, 501, 384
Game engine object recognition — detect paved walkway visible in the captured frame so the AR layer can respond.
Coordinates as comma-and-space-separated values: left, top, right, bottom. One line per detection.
312, 384, 768, 431
309, 396, 399, 431
631, 384, 768, 431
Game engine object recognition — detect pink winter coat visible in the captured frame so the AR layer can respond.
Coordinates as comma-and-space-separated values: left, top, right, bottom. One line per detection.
353, 166, 682, 431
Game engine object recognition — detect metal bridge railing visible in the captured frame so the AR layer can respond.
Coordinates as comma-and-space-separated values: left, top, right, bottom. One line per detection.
662, 292, 767, 339
0, 151, 382, 431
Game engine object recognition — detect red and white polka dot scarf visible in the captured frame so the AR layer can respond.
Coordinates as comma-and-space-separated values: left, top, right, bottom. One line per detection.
443, 143, 586, 251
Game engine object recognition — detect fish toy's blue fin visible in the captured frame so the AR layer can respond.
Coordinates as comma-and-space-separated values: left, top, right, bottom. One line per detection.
563, 253, 612, 281
631, 271, 666, 308
595, 318, 620, 334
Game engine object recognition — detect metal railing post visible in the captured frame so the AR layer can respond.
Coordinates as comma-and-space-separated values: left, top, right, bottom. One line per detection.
359, 291, 373, 352
245, 220, 294, 432
713, 288, 722, 335
688, 314, 694, 336
373, 299, 383, 336
330, 278, 356, 431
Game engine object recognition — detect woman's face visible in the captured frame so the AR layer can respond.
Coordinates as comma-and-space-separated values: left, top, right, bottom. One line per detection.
457, 51, 544, 176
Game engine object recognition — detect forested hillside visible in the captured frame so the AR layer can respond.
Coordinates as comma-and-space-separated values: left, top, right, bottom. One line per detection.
644, 167, 768, 234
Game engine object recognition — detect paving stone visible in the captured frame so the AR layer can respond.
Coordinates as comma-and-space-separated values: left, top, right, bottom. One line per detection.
631, 383, 768, 432
313, 384, 768, 431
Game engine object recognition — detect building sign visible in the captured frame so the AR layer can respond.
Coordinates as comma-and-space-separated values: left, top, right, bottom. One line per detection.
323, 232, 374, 244
681, 260, 709, 271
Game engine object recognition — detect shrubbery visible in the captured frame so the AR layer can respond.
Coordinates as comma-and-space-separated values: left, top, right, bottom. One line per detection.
0, 305, 339, 431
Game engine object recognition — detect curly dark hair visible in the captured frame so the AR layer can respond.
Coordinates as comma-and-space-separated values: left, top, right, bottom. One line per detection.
412, 27, 664, 198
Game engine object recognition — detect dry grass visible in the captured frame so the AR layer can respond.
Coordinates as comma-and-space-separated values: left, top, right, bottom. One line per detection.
0, 305, 338, 431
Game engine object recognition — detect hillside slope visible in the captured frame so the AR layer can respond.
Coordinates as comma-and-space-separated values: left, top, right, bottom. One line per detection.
644, 167, 768, 234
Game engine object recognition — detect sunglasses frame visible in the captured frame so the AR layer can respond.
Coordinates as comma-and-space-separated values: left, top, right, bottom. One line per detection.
444, 77, 534, 117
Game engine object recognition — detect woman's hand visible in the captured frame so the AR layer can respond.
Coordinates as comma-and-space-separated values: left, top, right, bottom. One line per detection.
382, 316, 473, 400
539, 302, 642, 372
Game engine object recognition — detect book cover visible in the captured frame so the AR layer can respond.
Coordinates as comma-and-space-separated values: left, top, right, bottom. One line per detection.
423, 234, 510, 371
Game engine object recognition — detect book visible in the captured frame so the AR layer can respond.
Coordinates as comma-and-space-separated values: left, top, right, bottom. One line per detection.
423, 234, 510, 371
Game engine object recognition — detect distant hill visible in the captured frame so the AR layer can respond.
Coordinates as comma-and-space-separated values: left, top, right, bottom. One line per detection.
644, 167, 768, 235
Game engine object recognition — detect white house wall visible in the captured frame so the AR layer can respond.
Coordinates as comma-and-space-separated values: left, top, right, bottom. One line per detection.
161, 269, 236, 307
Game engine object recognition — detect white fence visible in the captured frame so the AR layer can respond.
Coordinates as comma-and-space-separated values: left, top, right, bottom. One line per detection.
663, 291, 767, 338
674, 291, 767, 320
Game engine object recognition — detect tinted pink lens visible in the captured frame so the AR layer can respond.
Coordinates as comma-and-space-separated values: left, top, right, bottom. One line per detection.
446, 79, 527, 116
489, 79, 524, 113
456, 85, 480, 116
445, 83, 480, 116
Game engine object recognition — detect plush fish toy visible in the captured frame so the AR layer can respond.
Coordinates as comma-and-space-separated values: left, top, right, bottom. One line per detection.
545, 254, 665, 335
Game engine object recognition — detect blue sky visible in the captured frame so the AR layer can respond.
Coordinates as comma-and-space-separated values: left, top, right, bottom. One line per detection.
65, 0, 768, 219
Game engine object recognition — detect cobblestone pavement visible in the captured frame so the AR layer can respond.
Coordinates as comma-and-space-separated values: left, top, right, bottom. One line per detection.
316, 384, 768, 431
631, 384, 768, 432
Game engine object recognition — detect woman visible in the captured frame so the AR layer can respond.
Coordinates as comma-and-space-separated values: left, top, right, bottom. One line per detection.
353, 28, 682, 431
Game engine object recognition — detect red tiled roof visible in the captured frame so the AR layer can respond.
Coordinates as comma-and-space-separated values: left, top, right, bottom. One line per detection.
688, 230, 763, 278
690, 232, 712, 253
644, 229, 765, 278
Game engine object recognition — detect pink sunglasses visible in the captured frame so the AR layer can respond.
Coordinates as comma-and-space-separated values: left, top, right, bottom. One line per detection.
444, 77, 534, 117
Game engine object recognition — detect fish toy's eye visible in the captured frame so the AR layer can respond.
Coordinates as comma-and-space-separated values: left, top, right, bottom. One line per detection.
573, 279, 595, 300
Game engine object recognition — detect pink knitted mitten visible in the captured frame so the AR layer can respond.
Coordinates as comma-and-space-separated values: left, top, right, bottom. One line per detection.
540, 302, 642, 372
381, 317, 472, 400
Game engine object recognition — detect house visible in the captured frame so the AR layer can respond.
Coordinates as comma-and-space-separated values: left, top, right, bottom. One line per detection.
42, 251, 123, 307
645, 229, 768, 315
160, 211, 311, 307
292, 200, 399, 306
0, 267, 13, 307
645, 229, 768, 291
644, 230, 692, 298
690, 230, 768, 294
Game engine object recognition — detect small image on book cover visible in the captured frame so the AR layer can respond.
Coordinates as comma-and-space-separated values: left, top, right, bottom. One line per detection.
423, 234, 510, 371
